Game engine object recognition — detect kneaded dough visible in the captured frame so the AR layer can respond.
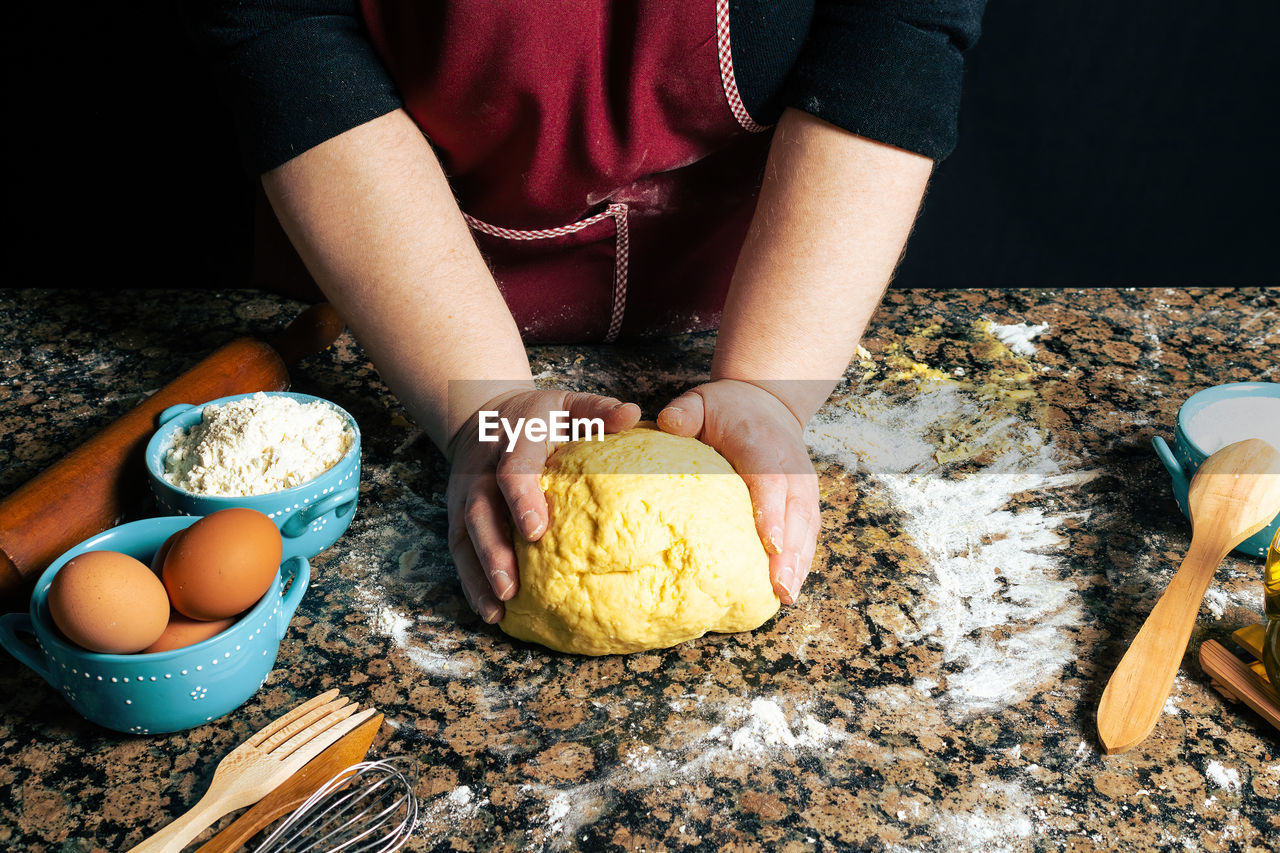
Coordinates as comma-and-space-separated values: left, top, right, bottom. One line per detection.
500, 425, 780, 655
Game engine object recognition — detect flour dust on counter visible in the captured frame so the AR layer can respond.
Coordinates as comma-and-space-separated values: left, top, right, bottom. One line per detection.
1120, 525, 1262, 627
808, 377, 1096, 718
984, 320, 1050, 357
358, 685, 852, 850
1204, 760, 1242, 793
326, 315, 1098, 850
344, 473, 860, 847
884, 780, 1036, 853
503, 692, 849, 851
339, 498, 487, 682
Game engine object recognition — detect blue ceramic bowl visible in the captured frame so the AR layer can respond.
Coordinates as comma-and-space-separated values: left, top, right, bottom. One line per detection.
145, 392, 361, 561
1152, 381, 1280, 558
0, 516, 309, 734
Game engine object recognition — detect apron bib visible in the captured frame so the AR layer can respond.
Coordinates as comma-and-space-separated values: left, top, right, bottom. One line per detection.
360, 0, 772, 342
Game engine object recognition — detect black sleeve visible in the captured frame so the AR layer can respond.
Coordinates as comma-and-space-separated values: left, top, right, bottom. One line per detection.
783, 0, 987, 159
183, 0, 403, 174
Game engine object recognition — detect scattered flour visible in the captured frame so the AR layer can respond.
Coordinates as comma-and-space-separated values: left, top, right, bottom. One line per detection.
988, 321, 1051, 357
1205, 761, 1242, 792
520, 693, 846, 848
807, 382, 1093, 717
610, 694, 845, 784
545, 792, 572, 835
932, 783, 1033, 853
883, 780, 1035, 853
448, 785, 483, 813
1202, 587, 1229, 619
163, 392, 353, 495
341, 498, 482, 680
370, 603, 480, 678
342, 334, 1115, 849
727, 698, 842, 754
422, 784, 489, 823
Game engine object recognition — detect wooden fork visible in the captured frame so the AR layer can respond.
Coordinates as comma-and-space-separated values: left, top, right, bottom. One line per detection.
126, 690, 376, 853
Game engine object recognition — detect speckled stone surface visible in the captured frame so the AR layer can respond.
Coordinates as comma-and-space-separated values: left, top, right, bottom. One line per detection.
0, 287, 1277, 852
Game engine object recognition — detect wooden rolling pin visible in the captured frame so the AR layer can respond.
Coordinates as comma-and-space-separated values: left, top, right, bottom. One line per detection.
0, 303, 345, 609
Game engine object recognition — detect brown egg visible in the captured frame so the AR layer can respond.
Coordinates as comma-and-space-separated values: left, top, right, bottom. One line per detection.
150, 529, 185, 575
48, 550, 170, 654
163, 508, 282, 620
140, 609, 236, 653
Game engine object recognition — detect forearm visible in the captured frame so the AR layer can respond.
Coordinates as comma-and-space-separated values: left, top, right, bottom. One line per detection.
712, 108, 934, 424
262, 109, 531, 453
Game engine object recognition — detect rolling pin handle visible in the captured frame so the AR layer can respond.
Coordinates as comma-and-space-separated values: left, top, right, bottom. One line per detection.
269, 303, 345, 368
0, 613, 57, 688
1152, 436, 1188, 491
157, 404, 195, 428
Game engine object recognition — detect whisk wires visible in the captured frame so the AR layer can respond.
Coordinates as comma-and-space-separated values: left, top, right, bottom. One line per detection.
254, 758, 418, 853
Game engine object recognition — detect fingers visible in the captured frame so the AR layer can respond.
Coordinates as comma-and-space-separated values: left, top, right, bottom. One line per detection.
451, 534, 504, 624
448, 477, 519, 622
465, 483, 520, 603
449, 390, 643, 626
738, 471, 788, 556
658, 381, 818, 605
657, 390, 705, 437
795, 476, 820, 594
770, 474, 819, 605
562, 392, 641, 434
496, 391, 637, 544
447, 486, 503, 623
496, 441, 549, 543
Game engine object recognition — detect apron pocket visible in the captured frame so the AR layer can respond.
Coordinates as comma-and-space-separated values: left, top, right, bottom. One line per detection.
464, 204, 630, 343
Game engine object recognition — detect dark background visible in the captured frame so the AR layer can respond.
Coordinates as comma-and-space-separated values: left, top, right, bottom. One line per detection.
5, 1, 1278, 291
896, 1, 1280, 288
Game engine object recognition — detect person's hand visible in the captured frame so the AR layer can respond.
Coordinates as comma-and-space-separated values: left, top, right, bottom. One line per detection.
445, 389, 641, 623
657, 379, 818, 605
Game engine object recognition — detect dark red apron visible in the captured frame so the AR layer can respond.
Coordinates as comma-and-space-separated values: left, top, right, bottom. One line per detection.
359, 0, 773, 342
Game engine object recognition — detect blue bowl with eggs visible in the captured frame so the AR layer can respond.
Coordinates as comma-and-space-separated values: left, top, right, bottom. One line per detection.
1152, 381, 1280, 558
0, 516, 310, 734
145, 392, 361, 561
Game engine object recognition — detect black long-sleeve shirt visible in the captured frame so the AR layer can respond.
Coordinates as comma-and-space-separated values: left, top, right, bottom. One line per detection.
186, 0, 987, 174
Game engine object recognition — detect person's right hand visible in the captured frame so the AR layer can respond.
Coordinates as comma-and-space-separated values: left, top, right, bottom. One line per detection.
445, 389, 641, 624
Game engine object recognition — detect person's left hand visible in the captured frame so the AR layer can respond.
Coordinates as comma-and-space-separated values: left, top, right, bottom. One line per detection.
656, 379, 819, 604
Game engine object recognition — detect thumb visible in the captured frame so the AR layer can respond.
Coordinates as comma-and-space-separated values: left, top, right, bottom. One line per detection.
657, 390, 705, 438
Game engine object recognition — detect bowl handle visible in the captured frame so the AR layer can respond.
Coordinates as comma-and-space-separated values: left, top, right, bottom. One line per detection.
157, 403, 195, 427
277, 556, 311, 640
280, 486, 359, 538
1152, 436, 1189, 492
0, 613, 57, 688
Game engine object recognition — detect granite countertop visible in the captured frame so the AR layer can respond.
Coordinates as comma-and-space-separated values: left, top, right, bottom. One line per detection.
0, 287, 1277, 852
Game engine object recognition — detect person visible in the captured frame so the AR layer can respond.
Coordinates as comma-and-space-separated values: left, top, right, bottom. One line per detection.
186, 0, 987, 624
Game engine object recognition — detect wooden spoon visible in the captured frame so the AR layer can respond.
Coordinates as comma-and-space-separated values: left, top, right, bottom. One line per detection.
195, 712, 384, 853
1097, 438, 1280, 755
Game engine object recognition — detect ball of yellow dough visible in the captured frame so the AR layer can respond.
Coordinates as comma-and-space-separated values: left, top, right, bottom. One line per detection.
500, 425, 780, 655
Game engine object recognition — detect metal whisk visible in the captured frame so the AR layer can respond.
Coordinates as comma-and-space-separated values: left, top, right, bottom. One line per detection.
254, 758, 419, 853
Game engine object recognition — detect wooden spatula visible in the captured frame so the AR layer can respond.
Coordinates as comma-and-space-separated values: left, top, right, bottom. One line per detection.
195, 711, 384, 853
1097, 438, 1280, 755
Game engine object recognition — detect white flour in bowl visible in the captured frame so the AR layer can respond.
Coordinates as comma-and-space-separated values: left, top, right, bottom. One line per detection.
163, 393, 354, 496
1186, 395, 1280, 454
